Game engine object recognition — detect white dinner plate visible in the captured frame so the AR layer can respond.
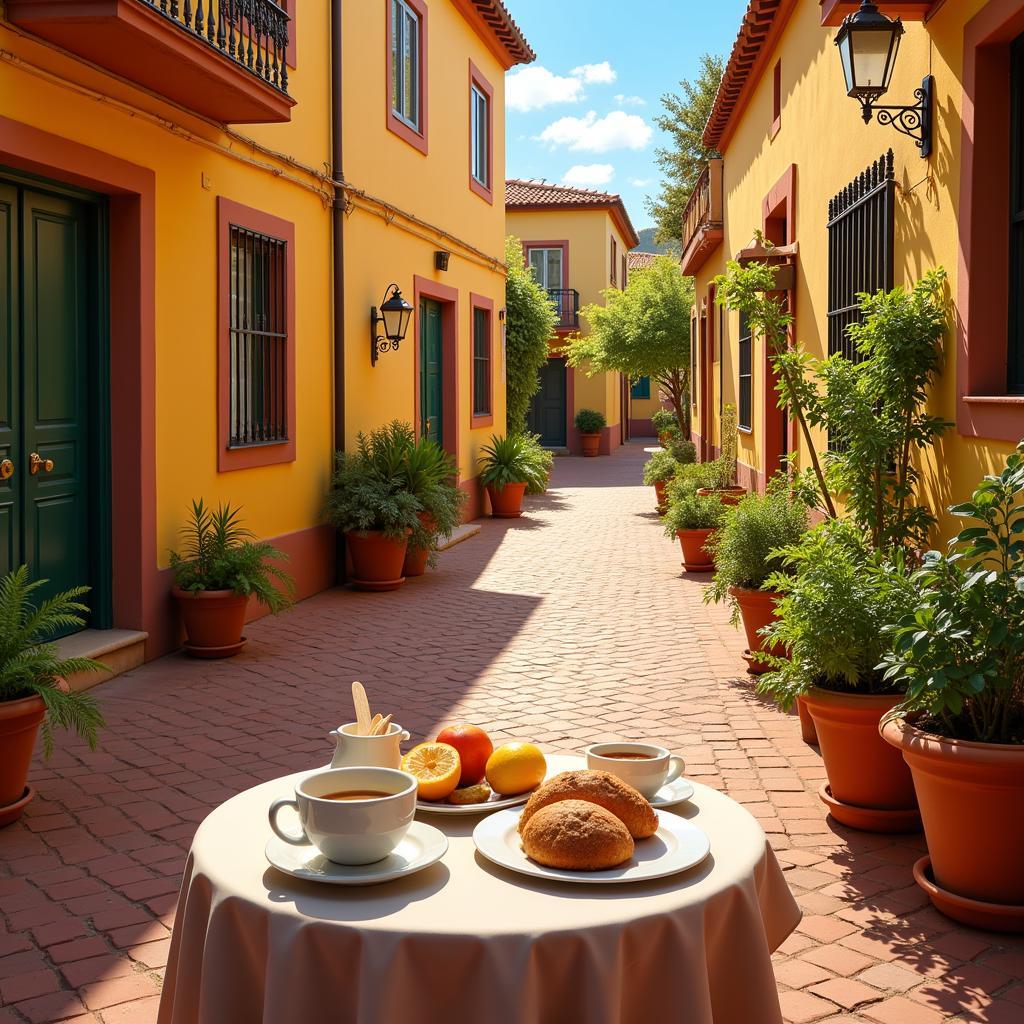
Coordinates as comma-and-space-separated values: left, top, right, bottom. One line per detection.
416, 787, 537, 815
473, 808, 710, 885
544, 754, 696, 808
265, 820, 448, 885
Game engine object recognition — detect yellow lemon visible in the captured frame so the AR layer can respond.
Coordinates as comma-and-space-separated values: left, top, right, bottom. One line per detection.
401, 742, 461, 802
485, 743, 547, 796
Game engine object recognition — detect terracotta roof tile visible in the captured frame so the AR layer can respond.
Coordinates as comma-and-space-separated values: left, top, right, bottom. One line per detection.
627, 251, 657, 270
464, 1, 535, 67
505, 179, 640, 248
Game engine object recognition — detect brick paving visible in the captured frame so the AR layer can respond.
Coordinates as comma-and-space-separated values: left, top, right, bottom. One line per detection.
1, 440, 1023, 1023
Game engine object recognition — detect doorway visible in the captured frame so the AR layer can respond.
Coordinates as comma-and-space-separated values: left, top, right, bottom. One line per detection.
419, 297, 443, 446
527, 357, 567, 447
0, 172, 110, 636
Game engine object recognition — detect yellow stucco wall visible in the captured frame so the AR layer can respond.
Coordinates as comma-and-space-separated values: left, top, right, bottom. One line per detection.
693, 0, 1007, 543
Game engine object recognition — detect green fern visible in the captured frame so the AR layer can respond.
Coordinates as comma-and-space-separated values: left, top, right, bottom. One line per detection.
478, 433, 551, 491
0, 566, 105, 757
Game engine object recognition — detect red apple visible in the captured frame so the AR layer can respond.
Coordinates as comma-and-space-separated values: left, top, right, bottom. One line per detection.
436, 724, 493, 786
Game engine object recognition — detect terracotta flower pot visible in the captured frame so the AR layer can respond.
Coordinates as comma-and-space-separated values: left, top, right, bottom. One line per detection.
797, 696, 818, 745
403, 513, 435, 578
730, 586, 784, 674
487, 482, 527, 518
580, 432, 601, 457
697, 486, 746, 506
677, 528, 716, 573
803, 688, 919, 832
658, 431, 672, 445
882, 718, 1024, 927
346, 530, 410, 591
654, 479, 668, 510
0, 693, 46, 825
173, 587, 249, 658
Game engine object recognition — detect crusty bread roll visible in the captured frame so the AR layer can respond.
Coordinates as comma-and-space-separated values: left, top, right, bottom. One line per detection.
519, 770, 658, 839
520, 800, 634, 870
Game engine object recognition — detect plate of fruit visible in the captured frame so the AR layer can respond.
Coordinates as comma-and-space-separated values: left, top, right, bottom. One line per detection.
402, 725, 548, 815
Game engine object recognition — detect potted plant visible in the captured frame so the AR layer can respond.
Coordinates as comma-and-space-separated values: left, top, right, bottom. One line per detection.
651, 408, 679, 446
0, 567, 104, 826
662, 465, 727, 573
479, 433, 550, 518
757, 519, 920, 831
326, 425, 421, 590
643, 449, 678, 510
574, 408, 606, 457
704, 481, 808, 676
171, 500, 294, 656
880, 445, 1024, 930
696, 404, 746, 504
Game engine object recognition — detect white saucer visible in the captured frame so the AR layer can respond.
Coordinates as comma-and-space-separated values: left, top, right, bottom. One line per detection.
544, 754, 695, 808
265, 820, 448, 885
416, 789, 536, 816
473, 807, 710, 885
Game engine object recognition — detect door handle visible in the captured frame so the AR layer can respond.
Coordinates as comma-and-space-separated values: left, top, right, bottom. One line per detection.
29, 452, 54, 475
0, 459, 12, 480
426, 417, 433, 434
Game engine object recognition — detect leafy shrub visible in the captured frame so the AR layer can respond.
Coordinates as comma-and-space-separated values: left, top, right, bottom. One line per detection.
400, 431, 466, 561
643, 449, 678, 486
652, 409, 678, 438
521, 433, 554, 495
755, 519, 917, 710
171, 500, 294, 612
881, 443, 1024, 744
478, 433, 550, 491
662, 490, 727, 533
704, 481, 810, 623
667, 437, 697, 465
574, 408, 606, 434
0, 567, 105, 756
718, 403, 738, 487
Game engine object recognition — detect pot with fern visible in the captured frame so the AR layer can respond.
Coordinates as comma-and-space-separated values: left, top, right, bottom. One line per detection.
171, 500, 294, 656
643, 449, 677, 511
662, 465, 727, 573
651, 408, 679, 447
479, 433, 550, 518
575, 408, 606, 457
696, 405, 746, 504
0, 568, 104, 826
704, 482, 808, 676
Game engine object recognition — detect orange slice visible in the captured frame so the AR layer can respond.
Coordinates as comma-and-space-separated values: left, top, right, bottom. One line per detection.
401, 742, 462, 801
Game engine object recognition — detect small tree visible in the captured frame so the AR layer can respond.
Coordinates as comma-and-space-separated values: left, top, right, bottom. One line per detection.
505, 235, 557, 433
562, 256, 693, 435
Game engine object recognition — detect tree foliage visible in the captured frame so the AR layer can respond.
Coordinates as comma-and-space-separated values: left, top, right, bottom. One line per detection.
647, 53, 724, 245
563, 256, 693, 434
505, 235, 557, 433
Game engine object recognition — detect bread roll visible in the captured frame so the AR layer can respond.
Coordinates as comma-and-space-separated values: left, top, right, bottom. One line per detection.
520, 800, 634, 870
519, 770, 658, 839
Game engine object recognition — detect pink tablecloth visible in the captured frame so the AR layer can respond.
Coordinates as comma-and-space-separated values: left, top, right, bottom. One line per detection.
158, 770, 799, 1024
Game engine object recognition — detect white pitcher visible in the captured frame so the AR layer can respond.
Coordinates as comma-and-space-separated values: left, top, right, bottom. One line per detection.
329, 721, 411, 770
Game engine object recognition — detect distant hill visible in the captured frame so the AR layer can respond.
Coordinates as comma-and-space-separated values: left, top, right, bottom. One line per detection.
633, 228, 680, 257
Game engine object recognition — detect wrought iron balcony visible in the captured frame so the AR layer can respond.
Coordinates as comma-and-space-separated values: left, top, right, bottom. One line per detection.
7, 0, 295, 124
680, 159, 724, 276
548, 288, 580, 330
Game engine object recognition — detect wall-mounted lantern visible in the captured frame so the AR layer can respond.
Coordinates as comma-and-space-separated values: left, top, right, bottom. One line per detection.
370, 284, 414, 366
835, 1, 932, 158
434, 250, 451, 272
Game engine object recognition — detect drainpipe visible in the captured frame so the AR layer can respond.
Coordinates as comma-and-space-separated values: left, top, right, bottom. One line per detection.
330, 0, 346, 579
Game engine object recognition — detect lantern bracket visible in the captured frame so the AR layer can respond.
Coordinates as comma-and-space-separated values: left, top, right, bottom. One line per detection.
860, 75, 933, 159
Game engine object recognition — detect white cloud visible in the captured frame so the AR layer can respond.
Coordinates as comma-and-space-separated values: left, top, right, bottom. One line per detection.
562, 163, 616, 187
506, 66, 585, 112
537, 111, 653, 153
629, 178, 651, 188
615, 94, 646, 107
571, 61, 617, 85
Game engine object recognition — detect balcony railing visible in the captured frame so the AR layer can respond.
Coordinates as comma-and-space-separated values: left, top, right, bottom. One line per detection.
680, 159, 724, 276
548, 288, 580, 330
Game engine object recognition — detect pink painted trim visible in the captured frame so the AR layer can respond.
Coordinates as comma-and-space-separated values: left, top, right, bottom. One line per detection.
469, 293, 494, 428
216, 197, 297, 472
386, 0, 429, 156
413, 275, 460, 468
468, 60, 494, 204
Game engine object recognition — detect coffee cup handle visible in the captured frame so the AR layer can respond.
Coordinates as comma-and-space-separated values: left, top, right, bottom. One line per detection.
268, 799, 308, 846
664, 756, 686, 787
400, 730, 411, 742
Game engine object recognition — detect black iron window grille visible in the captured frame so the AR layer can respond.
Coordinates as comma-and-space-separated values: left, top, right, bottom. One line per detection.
473, 307, 491, 416
142, 0, 290, 94
827, 150, 895, 362
547, 288, 579, 330
229, 224, 288, 447
738, 311, 753, 430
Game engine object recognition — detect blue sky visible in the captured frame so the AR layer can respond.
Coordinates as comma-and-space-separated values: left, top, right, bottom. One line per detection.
504, 0, 748, 236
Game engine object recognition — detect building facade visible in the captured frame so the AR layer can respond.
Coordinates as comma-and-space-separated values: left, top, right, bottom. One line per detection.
683, 0, 1024, 543
0, 0, 531, 663
506, 180, 640, 455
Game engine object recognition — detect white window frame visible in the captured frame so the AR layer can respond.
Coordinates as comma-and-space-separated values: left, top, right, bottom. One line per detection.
471, 82, 489, 188
391, 0, 421, 132
528, 248, 564, 291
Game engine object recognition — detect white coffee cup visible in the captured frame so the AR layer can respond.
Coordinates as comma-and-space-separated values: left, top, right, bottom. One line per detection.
268, 767, 417, 865
585, 742, 686, 800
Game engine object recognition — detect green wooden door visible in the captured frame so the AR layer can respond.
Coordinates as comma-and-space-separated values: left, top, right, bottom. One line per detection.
0, 183, 19, 577
420, 298, 443, 446
526, 357, 567, 447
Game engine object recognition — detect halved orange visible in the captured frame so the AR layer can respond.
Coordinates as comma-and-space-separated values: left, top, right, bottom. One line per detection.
401, 742, 462, 801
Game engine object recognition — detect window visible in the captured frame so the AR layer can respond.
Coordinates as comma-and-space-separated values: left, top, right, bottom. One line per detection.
630, 376, 650, 400
388, 0, 427, 153
738, 311, 753, 430
621, 254, 628, 289
1010, 34, 1024, 392
527, 247, 563, 290
469, 63, 493, 202
771, 59, 782, 138
472, 305, 491, 419
827, 151, 894, 361
610, 237, 618, 285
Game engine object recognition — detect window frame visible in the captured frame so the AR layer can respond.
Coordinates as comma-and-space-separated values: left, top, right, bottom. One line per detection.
217, 197, 296, 472
470, 294, 494, 427
524, 243, 566, 291
630, 376, 651, 400
468, 61, 494, 203
386, 0, 428, 155
738, 311, 753, 432
770, 59, 782, 140
610, 237, 618, 285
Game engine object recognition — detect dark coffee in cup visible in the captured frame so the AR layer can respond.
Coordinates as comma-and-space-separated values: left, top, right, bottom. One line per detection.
323, 790, 392, 801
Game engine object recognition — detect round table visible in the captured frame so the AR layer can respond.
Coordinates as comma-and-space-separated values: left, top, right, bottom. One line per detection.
157, 768, 800, 1024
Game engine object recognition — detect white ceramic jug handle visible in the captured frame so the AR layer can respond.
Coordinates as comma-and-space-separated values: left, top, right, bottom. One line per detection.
268, 799, 308, 846
400, 730, 411, 742
664, 756, 686, 786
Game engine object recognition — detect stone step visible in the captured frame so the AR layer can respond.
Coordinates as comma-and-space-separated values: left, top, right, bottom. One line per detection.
56, 628, 148, 692
438, 523, 481, 551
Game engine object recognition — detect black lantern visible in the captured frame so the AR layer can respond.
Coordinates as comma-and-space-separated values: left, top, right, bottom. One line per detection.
370, 284, 413, 366
834, 1, 932, 158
